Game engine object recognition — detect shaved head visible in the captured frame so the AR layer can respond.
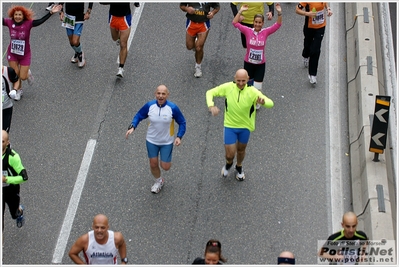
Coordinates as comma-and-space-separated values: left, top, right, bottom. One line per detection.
279, 251, 295, 258
278, 251, 295, 265
342, 211, 357, 223
341, 211, 358, 238
92, 214, 110, 243
2, 130, 10, 153
156, 84, 170, 95
234, 69, 249, 89
235, 68, 249, 79
93, 214, 109, 227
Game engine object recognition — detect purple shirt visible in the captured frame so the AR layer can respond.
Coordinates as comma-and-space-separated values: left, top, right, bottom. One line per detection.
3, 18, 33, 57
233, 21, 281, 64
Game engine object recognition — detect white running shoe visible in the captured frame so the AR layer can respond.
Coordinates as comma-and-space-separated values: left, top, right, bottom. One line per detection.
303, 57, 309, 68
221, 166, 229, 177
235, 165, 245, 181
116, 67, 124, 78
71, 53, 78, 63
194, 66, 202, 78
27, 70, 34, 86
78, 52, 85, 68
116, 39, 120, 46
308, 75, 317, 85
14, 89, 23, 101
151, 178, 164, 194
9, 89, 17, 99
256, 104, 260, 110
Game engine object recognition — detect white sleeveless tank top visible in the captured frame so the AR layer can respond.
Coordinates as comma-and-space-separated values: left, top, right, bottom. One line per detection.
84, 230, 118, 264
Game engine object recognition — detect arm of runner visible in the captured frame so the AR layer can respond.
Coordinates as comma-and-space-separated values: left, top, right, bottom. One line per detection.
125, 126, 135, 139
115, 232, 127, 265
266, 2, 274, 20
207, 4, 220, 19
68, 234, 88, 264
232, 4, 248, 24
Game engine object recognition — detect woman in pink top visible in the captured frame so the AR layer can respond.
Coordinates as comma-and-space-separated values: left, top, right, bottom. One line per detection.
232, 3, 282, 109
3, 4, 62, 100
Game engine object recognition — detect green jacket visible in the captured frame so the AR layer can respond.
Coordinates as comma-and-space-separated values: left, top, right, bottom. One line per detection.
2, 147, 27, 185
206, 81, 274, 132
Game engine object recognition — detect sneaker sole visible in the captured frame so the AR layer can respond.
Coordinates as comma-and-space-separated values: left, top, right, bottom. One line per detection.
16, 217, 25, 228
151, 185, 163, 194
235, 175, 245, 181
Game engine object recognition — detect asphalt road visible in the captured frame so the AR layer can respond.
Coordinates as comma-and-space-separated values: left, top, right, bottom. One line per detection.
2, 2, 351, 265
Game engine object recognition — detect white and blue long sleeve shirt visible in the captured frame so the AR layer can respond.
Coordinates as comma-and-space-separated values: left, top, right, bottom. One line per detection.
131, 100, 186, 145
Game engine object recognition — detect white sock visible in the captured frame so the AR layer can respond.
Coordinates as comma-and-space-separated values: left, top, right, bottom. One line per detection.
156, 177, 163, 182
195, 63, 201, 68
253, 81, 262, 92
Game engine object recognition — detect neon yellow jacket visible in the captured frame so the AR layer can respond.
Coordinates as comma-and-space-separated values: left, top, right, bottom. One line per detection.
206, 81, 274, 132
232, 2, 274, 24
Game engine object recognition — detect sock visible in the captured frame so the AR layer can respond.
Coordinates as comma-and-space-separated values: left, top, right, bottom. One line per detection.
156, 177, 163, 182
235, 165, 242, 174
225, 161, 233, 170
195, 63, 201, 68
71, 43, 82, 54
119, 64, 124, 68
253, 81, 262, 92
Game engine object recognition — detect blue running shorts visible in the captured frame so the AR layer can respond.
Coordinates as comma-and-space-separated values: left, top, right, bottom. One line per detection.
146, 141, 173, 162
224, 127, 250, 145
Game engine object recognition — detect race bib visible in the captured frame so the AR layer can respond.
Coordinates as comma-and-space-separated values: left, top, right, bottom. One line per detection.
62, 13, 76, 29
10, 39, 25, 56
248, 48, 263, 64
312, 10, 325, 25
2, 170, 9, 187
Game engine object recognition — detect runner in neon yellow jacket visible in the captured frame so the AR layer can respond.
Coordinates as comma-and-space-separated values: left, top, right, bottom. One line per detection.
206, 69, 274, 132
206, 69, 273, 181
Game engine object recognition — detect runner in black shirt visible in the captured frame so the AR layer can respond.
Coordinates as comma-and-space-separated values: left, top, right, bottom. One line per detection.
100, 3, 140, 78
319, 212, 368, 265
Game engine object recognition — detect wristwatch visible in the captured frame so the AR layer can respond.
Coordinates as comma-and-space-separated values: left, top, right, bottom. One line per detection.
121, 258, 128, 263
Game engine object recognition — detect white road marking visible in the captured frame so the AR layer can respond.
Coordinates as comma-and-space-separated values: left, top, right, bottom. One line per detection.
51, 139, 96, 263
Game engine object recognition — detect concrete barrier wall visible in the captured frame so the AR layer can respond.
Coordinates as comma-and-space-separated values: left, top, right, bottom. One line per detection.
345, 2, 396, 247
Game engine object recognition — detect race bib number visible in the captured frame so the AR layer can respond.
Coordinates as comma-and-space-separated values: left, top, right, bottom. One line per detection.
2, 170, 8, 187
312, 10, 325, 25
10, 39, 25, 56
248, 48, 263, 64
62, 13, 76, 29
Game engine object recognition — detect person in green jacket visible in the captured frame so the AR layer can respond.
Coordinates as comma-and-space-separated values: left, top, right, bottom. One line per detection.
2, 130, 28, 230
206, 69, 273, 181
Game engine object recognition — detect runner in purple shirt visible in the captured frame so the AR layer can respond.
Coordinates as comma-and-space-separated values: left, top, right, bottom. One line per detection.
3, 4, 62, 100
